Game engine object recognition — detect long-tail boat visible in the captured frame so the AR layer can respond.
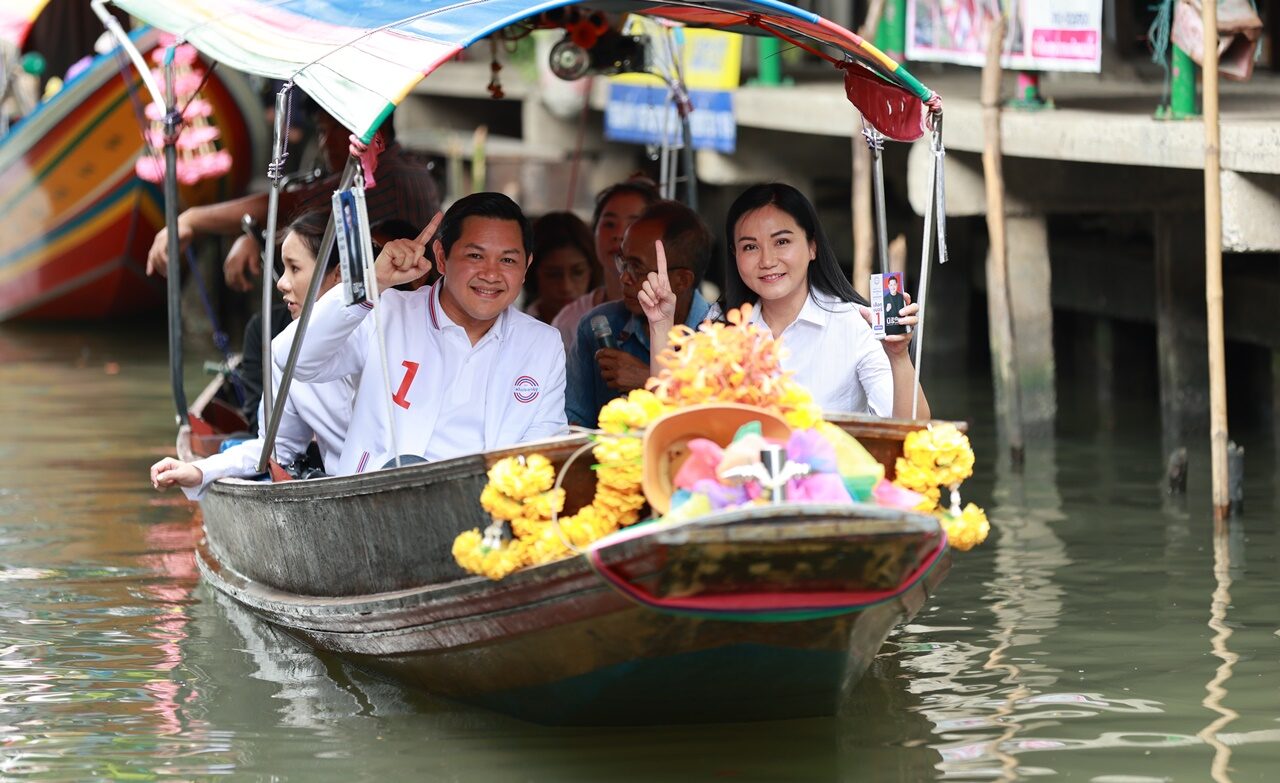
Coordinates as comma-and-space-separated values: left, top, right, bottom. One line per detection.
186, 420, 951, 725
0, 4, 261, 322
119, 0, 955, 724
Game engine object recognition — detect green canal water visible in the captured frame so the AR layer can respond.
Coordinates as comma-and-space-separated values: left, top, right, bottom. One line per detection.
0, 322, 1277, 782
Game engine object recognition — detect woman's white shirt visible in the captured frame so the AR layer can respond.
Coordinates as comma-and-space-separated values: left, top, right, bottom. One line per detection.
184, 321, 353, 500
748, 289, 893, 417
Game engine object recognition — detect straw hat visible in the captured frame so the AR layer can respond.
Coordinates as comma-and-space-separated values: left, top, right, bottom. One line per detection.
641, 403, 790, 514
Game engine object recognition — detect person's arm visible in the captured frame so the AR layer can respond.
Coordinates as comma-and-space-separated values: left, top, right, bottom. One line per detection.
565, 317, 600, 427
860, 294, 931, 419
887, 353, 930, 420
146, 192, 270, 277
274, 289, 370, 384
283, 220, 439, 383
638, 240, 676, 376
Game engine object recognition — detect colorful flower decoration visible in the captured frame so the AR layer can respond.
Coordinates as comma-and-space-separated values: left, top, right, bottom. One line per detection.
453, 304, 989, 578
136, 37, 232, 185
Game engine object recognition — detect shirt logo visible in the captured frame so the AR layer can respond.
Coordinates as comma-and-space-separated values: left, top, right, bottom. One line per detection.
513, 375, 539, 403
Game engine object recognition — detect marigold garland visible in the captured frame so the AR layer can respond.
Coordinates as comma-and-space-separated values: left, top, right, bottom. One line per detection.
891, 423, 989, 551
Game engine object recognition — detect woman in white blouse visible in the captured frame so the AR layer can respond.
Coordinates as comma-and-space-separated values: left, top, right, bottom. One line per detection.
725, 183, 928, 418
149, 210, 354, 497
639, 183, 929, 419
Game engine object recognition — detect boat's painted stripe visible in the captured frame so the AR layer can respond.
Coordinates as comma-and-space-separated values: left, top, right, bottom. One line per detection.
0, 73, 140, 215
0, 177, 158, 280
587, 535, 949, 622
0, 198, 163, 321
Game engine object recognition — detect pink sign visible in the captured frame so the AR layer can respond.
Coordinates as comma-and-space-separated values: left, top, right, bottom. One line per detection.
1031, 29, 1099, 60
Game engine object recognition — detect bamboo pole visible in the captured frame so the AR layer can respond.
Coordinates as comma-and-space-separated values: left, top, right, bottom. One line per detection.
1201, 0, 1230, 521
852, 0, 887, 297
981, 15, 1024, 466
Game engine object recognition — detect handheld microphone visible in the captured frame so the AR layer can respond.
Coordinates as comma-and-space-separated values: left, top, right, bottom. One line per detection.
590, 314, 617, 350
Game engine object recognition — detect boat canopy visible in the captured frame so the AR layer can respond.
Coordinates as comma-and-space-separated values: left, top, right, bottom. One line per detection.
108, 0, 937, 142
0, 0, 51, 48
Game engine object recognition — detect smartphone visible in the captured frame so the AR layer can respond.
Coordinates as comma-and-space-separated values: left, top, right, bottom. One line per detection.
871, 272, 910, 337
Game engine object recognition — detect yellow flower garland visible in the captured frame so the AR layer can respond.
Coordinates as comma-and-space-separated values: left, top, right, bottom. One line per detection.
891, 423, 989, 550
452, 390, 662, 579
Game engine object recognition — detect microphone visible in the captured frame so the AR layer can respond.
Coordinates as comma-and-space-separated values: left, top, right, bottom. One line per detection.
590, 314, 617, 350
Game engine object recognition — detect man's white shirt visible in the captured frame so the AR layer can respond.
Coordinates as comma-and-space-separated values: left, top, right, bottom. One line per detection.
184, 320, 353, 500
748, 289, 893, 417
285, 281, 568, 475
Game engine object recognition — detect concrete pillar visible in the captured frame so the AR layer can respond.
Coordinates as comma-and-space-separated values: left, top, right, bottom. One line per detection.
1154, 212, 1210, 461
987, 214, 1056, 430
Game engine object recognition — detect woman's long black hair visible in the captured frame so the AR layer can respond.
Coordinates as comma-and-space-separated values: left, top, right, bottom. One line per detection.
722, 183, 868, 312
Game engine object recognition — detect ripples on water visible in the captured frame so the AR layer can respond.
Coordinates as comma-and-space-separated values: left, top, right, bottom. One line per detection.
0, 323, 1276, 782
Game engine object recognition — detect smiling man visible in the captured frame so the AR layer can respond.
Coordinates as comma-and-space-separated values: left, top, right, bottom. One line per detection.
565, 200, 712, 427
286, 192, 567, 474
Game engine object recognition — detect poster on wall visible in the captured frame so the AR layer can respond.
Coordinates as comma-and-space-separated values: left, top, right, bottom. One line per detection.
906, 0, 1104, 73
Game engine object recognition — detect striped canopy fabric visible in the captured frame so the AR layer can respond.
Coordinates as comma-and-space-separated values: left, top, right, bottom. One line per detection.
0, 0, 51, 48
109, 0, 936, 142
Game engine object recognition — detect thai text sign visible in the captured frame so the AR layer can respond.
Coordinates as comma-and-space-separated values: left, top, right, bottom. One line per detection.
605, 85, 735, 153
906, 0, 1103, 73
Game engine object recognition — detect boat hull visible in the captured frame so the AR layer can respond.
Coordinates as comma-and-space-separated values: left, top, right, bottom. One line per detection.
193, 420, 953, 725
0, 31, 261, 322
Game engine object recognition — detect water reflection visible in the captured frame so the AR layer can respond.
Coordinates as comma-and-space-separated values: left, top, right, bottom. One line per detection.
2, 323, 1280, 781
1198, 520, 1239, 783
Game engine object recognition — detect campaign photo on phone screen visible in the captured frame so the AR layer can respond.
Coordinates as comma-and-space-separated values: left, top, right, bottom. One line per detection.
883, 271, 908, 335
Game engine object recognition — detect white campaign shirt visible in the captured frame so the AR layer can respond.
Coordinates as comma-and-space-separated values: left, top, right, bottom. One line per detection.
286, 281, 568, 475
749, 289, 894, 417
184, 321, 354, 500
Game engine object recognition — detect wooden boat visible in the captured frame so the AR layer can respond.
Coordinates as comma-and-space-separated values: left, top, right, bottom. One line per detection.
126, 0, 956, 725
185, 417, 951, 725
0, 24, 261, 322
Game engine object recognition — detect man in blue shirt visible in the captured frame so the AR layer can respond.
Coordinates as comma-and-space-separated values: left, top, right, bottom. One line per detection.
567, 201, 712, 427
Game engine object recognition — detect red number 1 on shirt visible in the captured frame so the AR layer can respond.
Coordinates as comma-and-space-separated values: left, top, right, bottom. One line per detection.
392, 360, 419, 409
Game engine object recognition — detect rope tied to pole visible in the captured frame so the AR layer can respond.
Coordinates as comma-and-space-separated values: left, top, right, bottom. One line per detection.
266, 81, 294, 182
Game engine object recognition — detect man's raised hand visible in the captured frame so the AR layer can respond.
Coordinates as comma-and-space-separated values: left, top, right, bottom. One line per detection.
374, 212, 442, 292
637, 239, 676, 327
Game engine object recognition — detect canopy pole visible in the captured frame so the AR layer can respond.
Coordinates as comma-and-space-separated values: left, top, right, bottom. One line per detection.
260, 83, 294, 438
258, 158, 358, 472
912, 115, 945, 420
670, 80, 698, 212
93, 0, 185, 426
357, 163, 404, 470
161, 49, 188, 426
1201, 0, 1230, 521
91, 0, 166, 108
867, 127, 890, 277
852, 0, 888, 298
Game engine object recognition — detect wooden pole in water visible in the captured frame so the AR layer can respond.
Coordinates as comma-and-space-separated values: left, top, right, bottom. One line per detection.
1201, 0, 1230, 521
852, 0, 887, 297
981, 15, 1024, 466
